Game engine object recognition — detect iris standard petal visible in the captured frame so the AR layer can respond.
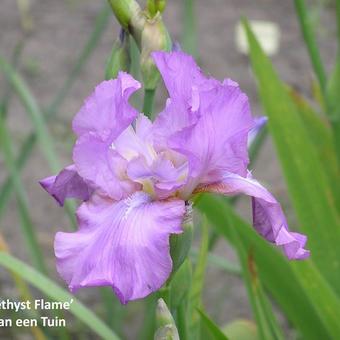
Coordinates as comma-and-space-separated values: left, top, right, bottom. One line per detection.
54, 192, 185, 304
39, 165, 92, 206
195, 172, 309, 260
72, 72, 140, 141
152, 51, 210, 101
151, 52, 218, 146
169, 82, 254, 197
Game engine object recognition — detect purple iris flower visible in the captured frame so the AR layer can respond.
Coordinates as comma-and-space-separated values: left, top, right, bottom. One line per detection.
40, 51, 309, 304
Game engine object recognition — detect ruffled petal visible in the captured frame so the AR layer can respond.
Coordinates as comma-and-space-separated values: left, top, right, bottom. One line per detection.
152, 51, 211, 101
72, 72, 140, 141
39, 165, 92, 206
114, 114, 155, 163
73, 134, 140, 200
169, 82, 254, 197
151, 52, 218, 147
55, 192, 185, 303
196, 172, 309, 260
127, 155, 187, 199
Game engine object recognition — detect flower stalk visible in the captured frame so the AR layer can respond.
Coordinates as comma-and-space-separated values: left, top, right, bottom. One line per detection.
107, 0, 171, 96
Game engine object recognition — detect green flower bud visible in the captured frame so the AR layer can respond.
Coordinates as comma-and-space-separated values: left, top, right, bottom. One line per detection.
147, 0, 167, 17
105, 30, 130, 80
108, 0, 172, 90
107, 0, 142, 30
140, 13, 171, 90
154, 298, 179, 340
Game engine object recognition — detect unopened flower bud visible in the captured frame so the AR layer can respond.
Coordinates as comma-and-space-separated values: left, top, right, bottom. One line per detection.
105, 30, 130, 80
154, 298, 179, 340
147, 0, 167, 17
107, 0, 142, 31
140, 13, 171, 90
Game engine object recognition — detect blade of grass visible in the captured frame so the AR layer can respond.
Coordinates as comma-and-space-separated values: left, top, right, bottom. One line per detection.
0, 57, 57, 170
0, 252, 120, 340
196, 194, 337, 339
0, 113, 47, 274
0, 56, 77, 228
0, 38, 26, 118
169, 259, 192, 340
197, 309, 229, 340
294, 0, 327, 95
99, 287, 125, 336
244, 18, 340, 295
187, 217, 209, 339
289, 87, 340, 211
0, 116, 71, 339
326, 57, 340, 163
229, 217, 284, 340
0, 234, 46, 340
0, 4, 110, 219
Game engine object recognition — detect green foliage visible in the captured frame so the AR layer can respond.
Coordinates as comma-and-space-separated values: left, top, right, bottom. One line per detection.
228, 205, 284, 340
197, 309, 228, 340
294, 0, 327, 94
0, 114, 46, 274
244, 19, 340, 296
187, 218, 209, 339
197, 195, 331, 339
0, 252, 120, 340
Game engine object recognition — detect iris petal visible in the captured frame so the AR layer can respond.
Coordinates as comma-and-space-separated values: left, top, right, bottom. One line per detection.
195, 172, 309, 260
39, 165, 92, 206
73, 134, 140, 200
169, 82, 253, 198
55, 192, 185, 303
72, 72, 140, 141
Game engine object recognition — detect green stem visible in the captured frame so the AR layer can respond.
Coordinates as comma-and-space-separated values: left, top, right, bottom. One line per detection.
182, 0, 198, 57
143, 88, 156, 118
294, 0, 327, 95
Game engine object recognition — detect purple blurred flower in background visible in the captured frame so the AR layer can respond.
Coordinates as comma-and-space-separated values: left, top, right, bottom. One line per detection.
247, 115, 268, 147
40, 51, 309, 304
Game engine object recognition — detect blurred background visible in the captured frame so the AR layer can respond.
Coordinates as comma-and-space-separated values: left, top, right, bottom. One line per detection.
0, 0, 338, 339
